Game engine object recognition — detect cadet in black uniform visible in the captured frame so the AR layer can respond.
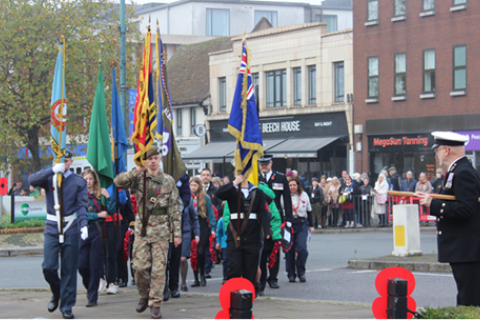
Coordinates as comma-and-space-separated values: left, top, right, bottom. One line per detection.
258, 155, 293, 290
416, 131, 480, 307
215, 173, 272, 291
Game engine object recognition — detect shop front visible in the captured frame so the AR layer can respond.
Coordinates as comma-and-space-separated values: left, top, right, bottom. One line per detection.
455, 130, 480, 175
368, 133, 435, 181
185, 111, 350, 180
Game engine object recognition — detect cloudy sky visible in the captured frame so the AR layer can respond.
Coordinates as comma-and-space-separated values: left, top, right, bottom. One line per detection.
126, 0, 326, 5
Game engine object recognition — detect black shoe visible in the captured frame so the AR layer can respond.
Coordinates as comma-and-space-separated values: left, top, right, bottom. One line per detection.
200, 274, 207, 286
257, 289, 264, 296
267, 280, 279, 289
191, 280, 200, 287
163, 286, 170, 302
181, 285, 188, 292
171, 290, 180, 298
288, 276, 296, 283
62, 310, 74, 319
205, 273, 211, 279
47, 296, 59, 313
131, 279, 136, 285
119, 281, 127, 288
299, 275, 306, 283
86, 301, 97, 307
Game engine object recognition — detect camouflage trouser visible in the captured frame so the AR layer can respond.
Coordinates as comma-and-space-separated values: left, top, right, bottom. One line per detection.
132, 237, 169, 307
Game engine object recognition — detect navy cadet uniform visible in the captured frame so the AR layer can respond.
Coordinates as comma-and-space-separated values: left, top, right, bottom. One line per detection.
258, 155, 293, 289
428, 132, 480, 306
29, 151, 88, 319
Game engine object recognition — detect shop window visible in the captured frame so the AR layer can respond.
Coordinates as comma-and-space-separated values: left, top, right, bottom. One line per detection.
394, 53, 406, 96
266, 69, 286, 108
308, 65, 316, 105
423, 49, 435, 93
254, 10, 277, 27
453, 45, 466, 91
334, 61, 344, 102
394, 0, 406, 16
176, 109, 182, 136
423, 0, 435, 11
367, 0, 378, 21
293, 67, 301, 106
368, 56, 379, 98
219, 77, 226, 112
206, 8, 229, 36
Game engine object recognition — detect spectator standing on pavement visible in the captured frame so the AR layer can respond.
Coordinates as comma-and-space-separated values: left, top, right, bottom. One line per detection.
29, 151, 88, 319
388, 167, 402, 191
359, 178, 372, 227
339, 176, 358, 228
179, 201, 200, 292
29, 185, 40, 197
415, 172, 432, 194
223, 176, 230, 185
416, 131, 480, 307
79, 169, 116, 307
326, 177, 341, 228
287, 177, 313, 283
339, 170, 348, 186
8, 181, 23, 196
373, 173, 389, 227
319, 176, 329, 229
309, 177, 324, 229
20, 188, 29, 196
286, 171, 294, 181
431, 168, 445, 193
401, 171, 417, 192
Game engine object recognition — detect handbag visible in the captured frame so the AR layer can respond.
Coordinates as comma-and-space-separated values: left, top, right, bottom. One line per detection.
376, 194, 387, 204
338, 194, 348, 204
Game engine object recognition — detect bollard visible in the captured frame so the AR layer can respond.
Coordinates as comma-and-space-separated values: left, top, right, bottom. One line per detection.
386, 278, 408, 319
230, 289, 252, 319
10, 193, 15, 224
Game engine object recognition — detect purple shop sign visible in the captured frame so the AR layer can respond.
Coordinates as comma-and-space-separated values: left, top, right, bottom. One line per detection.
455, 130, 480, 151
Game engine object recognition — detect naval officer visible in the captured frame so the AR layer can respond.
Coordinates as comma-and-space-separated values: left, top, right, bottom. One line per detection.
415, 131, 480, 306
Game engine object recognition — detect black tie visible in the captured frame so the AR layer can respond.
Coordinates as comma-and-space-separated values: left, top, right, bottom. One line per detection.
264, 173, 267, 181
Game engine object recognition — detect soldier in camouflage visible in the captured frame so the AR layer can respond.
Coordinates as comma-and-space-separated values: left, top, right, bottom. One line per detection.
114, 146, 182, 319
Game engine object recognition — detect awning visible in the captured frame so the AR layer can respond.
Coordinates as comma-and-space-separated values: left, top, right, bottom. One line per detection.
182, 139, 288, 163
182, 141, 236, 163
267, 136, 341, 158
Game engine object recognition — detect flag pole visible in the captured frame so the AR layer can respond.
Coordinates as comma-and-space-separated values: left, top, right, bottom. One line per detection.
58, 35, 66, 243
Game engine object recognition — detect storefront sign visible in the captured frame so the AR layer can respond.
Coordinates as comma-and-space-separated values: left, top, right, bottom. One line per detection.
455, 130, 480, 151
262, 120, 300, 133
2, 196, 47, 221
369, 134, 433, 153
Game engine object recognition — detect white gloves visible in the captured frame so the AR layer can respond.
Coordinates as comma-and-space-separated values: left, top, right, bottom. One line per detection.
286, 221, 292, 228
80, 226, 88, 240
52, 163, 65, 174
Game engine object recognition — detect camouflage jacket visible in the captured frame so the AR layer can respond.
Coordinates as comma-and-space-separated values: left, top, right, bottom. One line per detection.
114, 169, 182, 242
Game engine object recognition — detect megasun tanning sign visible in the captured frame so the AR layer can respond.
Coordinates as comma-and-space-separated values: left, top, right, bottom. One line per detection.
369, 134, 433, 153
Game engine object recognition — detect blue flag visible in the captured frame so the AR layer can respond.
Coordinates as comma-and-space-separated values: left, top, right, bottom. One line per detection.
228, 40, 263, 178
50, 44, 67, 165
108, 67, 128, 204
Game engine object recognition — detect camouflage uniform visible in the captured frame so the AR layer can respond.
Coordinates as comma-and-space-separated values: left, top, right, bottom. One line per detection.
114, 169, 182, 308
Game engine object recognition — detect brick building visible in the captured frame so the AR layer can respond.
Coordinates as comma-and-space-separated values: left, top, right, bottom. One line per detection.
353, 0, 480, 181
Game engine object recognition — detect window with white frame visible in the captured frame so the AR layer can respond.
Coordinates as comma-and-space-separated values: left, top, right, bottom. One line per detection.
293, 67, 301, 106
308, 65, 316, 105
219, 77, 226, 112
394, 53, 406, 96
453, 45, 466, 91
368, 57, 379, 98
251, 73, 259, 107
394, 0, 406, 16
423, 0, 435, 11
266, 69, 286, 108
190, 108, 196, 135
423, 49, 435, 93
453, 0, 466, 4
314, 14, 338, 33
176, 109, 183, 136
206, 8, 229, 36
334, 61, 344, 102
368, 0, 379, 21
254, 11, 277, 27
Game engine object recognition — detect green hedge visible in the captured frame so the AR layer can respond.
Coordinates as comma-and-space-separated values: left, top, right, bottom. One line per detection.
415, 306, 480, 319
0, 215, 45, 229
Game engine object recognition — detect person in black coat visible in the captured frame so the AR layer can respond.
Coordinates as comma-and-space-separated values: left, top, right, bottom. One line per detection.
215, 173, 272, 293
309, 177, 324, 229
388, 167, 402, 191
258, 155, 292, 290
416, 131, 480, 307
431, 168, 445, 194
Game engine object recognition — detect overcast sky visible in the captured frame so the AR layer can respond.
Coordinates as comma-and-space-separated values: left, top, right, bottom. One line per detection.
125, 0, 326, 6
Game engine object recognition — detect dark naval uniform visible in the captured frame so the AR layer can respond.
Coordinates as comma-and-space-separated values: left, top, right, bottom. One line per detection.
428, 132, 480, 306
258, 156, 293, 288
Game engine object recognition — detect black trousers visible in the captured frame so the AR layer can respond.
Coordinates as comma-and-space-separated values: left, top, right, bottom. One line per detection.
227, 240, 260, 288
260, 238, 279, 288
450, 260, 480, 306
116, 219, 129, 283
166, 242, 182, 291
105, 222, 118, 284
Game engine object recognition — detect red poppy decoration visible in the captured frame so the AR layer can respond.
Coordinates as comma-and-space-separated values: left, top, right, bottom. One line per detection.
271, 175, 275, 180
209, 233, 217, 263
123, 229, 131, 261
191, 239, 198, 271
268, 241, 281, 269
0, 177, 7, 196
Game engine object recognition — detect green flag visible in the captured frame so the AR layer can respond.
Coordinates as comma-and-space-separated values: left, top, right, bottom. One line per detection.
86, 65, 114, 188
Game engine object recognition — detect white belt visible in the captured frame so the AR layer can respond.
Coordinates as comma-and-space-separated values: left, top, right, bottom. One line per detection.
230, 213, 257, 220
47, 214, 76, 233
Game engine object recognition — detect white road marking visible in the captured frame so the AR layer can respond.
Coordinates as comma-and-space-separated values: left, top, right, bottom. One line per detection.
350, 270, 376, 274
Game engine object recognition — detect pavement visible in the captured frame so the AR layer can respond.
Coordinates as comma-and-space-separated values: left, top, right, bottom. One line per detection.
0, 287, 374, 319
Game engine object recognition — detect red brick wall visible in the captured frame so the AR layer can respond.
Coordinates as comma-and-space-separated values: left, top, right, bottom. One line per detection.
353, 0, 480, 173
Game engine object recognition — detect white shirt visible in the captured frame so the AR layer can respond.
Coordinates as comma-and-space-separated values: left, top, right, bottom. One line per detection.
262, 170, 273, 182
291, 191, 312, 218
